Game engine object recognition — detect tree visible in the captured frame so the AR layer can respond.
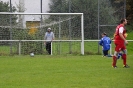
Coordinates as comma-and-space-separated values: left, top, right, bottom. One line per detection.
48, 0, 119, 39
109, 0, 126, 19
0, 1, 17, 45
126, 0, 133, 21
0, 1, 17, 26
109, 0, 133, 30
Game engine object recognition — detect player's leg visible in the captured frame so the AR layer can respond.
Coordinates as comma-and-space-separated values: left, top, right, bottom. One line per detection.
105, 50, 112, 57
46, 42, 51, 54
103, 50, 106, 57
112, 43, 120, 68
121, 46, 129, 68
105, 50, 108, 56
117, 52, 122, 59
47, 42, 50, 54
48, 43, 51, 54
112, 51, 119, 68
46, 43, 49, 53
121, 49, 127, 65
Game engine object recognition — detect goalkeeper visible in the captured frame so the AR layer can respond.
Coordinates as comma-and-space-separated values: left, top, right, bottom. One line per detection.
99, 32, 111, 57
44, 28, 55, 55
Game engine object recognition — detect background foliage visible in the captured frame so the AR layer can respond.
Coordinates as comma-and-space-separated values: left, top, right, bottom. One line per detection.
48, 0, 120, 39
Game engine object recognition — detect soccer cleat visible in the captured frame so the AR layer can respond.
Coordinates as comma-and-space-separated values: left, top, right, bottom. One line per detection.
112, 66, 117, 68
123, 64, 130, 68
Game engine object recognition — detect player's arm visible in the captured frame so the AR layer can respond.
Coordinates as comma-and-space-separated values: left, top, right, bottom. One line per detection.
119, 33, 126, 41
51, 32, 55, 42
111, 33, 116, 40
99, 39, 103, 46
119, 33, 128, 44
44, 33, 47, 45
119, 27, 128, 45
109, 38, 111, 44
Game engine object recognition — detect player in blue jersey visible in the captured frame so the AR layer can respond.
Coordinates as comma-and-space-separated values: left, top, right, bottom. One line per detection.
99, 32, 111, 57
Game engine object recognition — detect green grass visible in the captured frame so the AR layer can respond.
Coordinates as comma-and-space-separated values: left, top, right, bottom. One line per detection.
0, 55, 133, 88
0, 46, 16, 55
126, 31, 133, 55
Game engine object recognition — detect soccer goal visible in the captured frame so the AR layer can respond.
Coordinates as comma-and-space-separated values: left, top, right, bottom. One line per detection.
0, 12, 84, 55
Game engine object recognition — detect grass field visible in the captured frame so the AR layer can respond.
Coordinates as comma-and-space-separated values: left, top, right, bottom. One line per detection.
0, 55, 133, 88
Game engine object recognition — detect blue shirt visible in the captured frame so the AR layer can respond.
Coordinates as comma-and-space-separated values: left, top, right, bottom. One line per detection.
99, 36, 111, 50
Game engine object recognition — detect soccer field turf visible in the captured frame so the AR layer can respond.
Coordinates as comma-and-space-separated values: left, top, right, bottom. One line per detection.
0, 55, 133, 88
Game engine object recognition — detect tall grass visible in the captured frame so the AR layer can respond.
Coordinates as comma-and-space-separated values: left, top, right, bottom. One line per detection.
0, 55, 133, 88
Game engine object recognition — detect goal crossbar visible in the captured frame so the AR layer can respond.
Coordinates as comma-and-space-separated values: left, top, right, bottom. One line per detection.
0, 12, 83, 15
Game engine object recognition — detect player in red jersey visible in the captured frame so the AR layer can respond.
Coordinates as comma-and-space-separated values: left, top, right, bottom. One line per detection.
112, 19, 129, 68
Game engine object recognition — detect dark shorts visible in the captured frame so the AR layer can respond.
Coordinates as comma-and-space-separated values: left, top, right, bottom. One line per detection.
103, 50, 109, 56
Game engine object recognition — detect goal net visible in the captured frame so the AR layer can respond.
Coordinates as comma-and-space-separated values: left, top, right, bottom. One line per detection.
0, 12, 84, 55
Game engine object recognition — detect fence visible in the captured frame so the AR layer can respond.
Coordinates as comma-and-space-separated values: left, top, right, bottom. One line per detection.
0, 40, 133, 56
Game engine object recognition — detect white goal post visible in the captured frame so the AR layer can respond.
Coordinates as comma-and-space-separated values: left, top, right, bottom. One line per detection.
0, 12, 84, 55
